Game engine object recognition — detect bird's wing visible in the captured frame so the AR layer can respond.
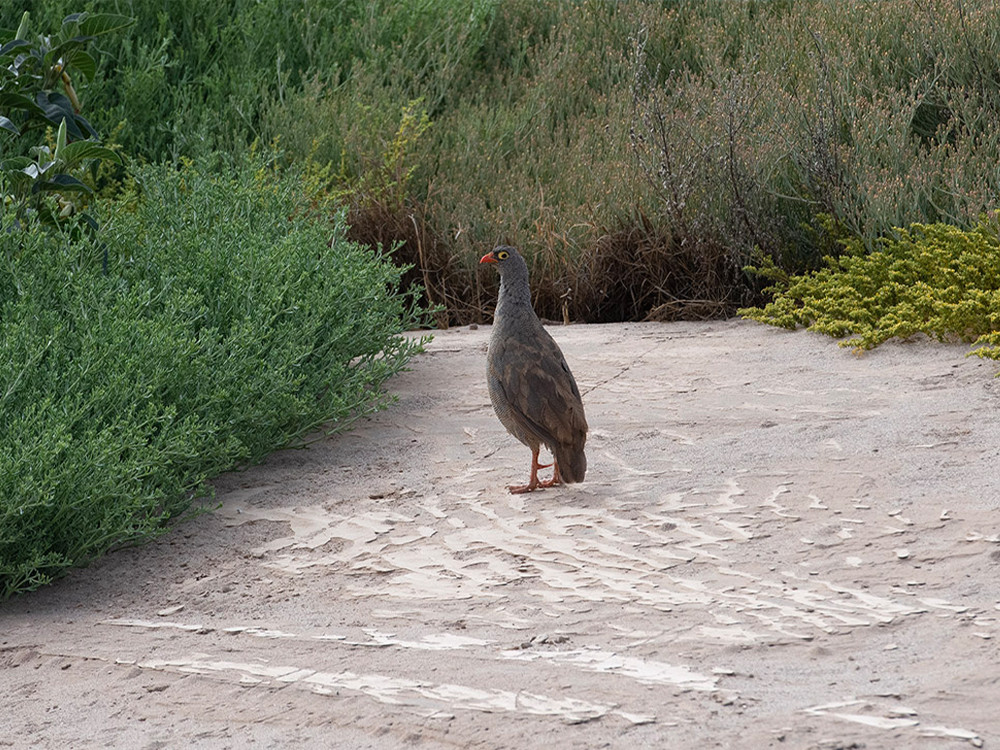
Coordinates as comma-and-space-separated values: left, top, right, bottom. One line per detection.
490, 328, 588, 449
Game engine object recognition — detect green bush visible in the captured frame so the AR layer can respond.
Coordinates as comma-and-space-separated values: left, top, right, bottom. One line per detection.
739, 222, 1000, 358
0, 158, 428, 598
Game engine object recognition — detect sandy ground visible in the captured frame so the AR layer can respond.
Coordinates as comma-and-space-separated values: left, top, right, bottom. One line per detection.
3, 319, 1000, 749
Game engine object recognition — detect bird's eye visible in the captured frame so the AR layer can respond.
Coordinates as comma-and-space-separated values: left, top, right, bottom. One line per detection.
497, 250, 509, 260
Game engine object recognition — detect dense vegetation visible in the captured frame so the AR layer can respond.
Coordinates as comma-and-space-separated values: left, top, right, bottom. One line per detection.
6, 0, 1000, 325
3, 0, 1000, 595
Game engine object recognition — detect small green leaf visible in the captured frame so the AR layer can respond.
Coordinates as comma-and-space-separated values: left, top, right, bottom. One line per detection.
55, 118, 67, 162
15, 11, 29, 41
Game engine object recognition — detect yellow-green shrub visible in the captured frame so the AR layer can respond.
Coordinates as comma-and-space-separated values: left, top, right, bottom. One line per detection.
740, 222, 1000, 359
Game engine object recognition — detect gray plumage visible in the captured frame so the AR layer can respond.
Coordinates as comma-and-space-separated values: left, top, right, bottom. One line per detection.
480, 246, 588, 493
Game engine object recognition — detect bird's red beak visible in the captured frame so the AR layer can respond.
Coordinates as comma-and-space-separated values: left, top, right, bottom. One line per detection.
479, 251, 497, 264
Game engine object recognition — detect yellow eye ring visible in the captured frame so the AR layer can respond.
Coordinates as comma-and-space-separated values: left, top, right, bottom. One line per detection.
497, 251, 509, 260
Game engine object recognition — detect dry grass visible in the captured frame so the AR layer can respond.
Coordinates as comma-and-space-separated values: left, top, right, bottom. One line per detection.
276, 0, 1000, 327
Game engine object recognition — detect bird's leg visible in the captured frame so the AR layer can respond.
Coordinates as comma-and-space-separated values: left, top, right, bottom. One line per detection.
508, 448, 548, 494
510, 450, 562, 493
537, 459, 563, 489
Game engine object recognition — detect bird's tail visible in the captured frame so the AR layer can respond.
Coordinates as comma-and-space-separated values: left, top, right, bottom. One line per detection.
554, 444, 587, 484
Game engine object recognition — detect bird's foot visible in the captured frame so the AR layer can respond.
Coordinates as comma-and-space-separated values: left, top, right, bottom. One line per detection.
508, 476, 560, 493
508, 452, 561, 494
508, 461, 561, 494
508, 482, 538, 494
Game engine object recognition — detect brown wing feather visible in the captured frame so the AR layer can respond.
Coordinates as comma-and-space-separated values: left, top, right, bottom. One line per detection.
493, 326, 588, 453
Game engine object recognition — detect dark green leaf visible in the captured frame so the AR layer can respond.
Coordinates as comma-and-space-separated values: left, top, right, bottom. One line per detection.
33, 94, 93, 140
34, 91, 75, 126
45, 39, 88, 62
31, 173, 92, 193
73, 114, 98, 140
60, 48, 96, 82
60, 141, 122, 166
0, 116, 19, 136
0, 156, 34, 170
0, 92, 44, 116
78, 212, 100, 233
0, 40, 30, 57
77, 14, 135, 38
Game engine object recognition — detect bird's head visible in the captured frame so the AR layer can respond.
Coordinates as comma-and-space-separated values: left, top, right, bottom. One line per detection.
479, 245, 519, 266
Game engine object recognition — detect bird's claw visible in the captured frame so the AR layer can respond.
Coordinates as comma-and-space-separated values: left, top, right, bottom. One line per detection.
508, 459, 561, 494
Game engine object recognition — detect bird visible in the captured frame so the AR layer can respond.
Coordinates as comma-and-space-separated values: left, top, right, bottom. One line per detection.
479, 245, 588, 493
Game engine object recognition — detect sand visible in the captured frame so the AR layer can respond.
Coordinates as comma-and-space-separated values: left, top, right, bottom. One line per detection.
3, 319, 1000, 749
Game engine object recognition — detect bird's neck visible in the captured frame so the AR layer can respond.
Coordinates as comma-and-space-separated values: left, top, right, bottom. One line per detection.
497, 269, 534, 319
